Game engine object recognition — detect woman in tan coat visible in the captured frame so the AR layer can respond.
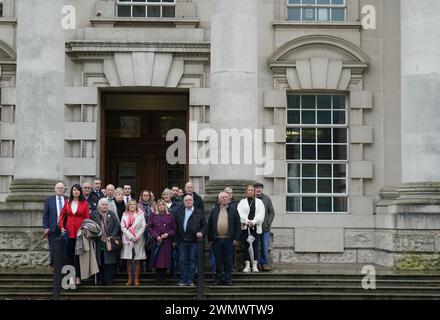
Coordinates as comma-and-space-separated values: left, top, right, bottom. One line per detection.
120, 199, 146, 286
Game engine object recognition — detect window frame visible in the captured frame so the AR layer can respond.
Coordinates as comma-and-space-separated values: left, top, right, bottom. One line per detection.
116, 0, 176, 19
286, 93, 349, 214
286, 0, 347, 22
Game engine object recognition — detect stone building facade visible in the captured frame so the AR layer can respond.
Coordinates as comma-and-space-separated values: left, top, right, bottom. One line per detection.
0, 0, 439, 270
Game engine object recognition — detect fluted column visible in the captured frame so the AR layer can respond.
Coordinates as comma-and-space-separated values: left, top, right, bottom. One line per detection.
7, 0, 65, 201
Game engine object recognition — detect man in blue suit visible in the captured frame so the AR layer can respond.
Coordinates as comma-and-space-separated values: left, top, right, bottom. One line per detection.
42, 182, 67, 268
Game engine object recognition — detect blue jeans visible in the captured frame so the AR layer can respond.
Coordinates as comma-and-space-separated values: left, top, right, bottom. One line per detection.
259, 231, 270, 266
171, 246, 178, 279
213, 238, 233, 282
178, 242, 198, 284
209, 248, 216, 274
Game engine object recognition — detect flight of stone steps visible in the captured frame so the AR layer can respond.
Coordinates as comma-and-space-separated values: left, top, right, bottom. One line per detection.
1, 269, 440, 300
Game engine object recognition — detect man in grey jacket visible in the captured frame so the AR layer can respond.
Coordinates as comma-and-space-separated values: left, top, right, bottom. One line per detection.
254, 182, 275, 271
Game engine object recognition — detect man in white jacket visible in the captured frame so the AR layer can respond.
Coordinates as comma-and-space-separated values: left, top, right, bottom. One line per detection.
237, 185, 265, 273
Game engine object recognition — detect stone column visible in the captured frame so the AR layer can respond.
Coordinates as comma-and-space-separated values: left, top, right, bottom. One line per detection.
205, 0, 258, 206
7, 0, 65, 201
385, 0, 440, 270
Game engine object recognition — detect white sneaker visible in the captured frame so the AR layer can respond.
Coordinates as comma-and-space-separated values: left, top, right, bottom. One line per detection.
252, 262, 259, 273
242, 261, 250, 273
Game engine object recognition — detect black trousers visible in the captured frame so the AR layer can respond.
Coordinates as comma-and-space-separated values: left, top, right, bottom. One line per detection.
97, 249, 115, 286
67, 238, 80, 277
155, 268, 167, 283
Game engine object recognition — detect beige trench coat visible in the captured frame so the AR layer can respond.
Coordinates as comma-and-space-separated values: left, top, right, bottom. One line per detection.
78, 230, 99, 280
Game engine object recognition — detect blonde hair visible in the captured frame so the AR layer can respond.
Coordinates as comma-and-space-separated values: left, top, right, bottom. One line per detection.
155, 199, 170, 215
126, 199, 138, 212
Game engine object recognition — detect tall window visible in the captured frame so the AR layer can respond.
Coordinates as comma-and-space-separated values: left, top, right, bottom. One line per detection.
117, 0, 176, 18
0, 0, 3, 17
287, 0, 346, 22
286, 94, 348, 213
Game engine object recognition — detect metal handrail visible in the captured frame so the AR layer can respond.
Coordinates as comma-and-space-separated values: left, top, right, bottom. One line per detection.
196, 238, 205, 300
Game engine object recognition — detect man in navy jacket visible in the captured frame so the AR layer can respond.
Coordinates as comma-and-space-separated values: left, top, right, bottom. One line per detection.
42, 182, 67, 268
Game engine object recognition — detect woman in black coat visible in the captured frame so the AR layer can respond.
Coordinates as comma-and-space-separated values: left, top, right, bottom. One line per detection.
91, 198, 121, 285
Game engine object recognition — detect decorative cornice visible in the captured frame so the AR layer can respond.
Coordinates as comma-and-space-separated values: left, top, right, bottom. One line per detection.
268, 34, 370, 65
90, 18, 200, 28
272, 21, 362, 30
66, 41, 210, 60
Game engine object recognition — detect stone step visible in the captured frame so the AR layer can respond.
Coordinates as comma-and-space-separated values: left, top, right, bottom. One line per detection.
1, 278, 440, 287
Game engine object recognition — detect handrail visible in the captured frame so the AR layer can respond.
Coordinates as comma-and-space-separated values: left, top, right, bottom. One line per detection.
52, 235, 64, 300
196, 238, 205, 300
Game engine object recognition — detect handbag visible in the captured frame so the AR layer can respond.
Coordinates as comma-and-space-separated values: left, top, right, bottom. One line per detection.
106, 235, 122, 251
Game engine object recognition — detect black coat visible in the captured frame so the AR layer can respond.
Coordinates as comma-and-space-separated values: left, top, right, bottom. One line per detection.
91, 210, 121, 265
175, 207, 206, 243
207, 204, 241, 242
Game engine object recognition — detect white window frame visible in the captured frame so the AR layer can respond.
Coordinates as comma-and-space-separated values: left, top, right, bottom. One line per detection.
286, 93, 349, 214
286, 0, 347, 22
116, 0, 176, 19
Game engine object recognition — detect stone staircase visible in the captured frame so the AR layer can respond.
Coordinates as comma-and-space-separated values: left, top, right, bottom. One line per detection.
1, 264, 440, 300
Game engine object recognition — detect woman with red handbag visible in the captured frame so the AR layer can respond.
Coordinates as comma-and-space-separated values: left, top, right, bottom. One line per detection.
59, 184, 90, 286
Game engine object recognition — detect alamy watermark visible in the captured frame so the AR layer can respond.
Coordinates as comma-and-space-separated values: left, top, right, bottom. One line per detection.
166, 121, 275, 176
361, 265, 376, 290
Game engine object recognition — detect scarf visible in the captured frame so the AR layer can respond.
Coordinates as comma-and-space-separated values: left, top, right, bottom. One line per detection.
99, 211, 108, 243
123, 211, 137, 240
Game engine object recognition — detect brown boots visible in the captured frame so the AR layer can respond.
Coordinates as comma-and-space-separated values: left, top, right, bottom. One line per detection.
125, 260, 141, 286
125, 260, 132, 286
134, 261, 140, 286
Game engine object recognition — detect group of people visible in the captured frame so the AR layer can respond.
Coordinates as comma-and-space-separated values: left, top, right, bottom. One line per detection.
42, 178, 275, 287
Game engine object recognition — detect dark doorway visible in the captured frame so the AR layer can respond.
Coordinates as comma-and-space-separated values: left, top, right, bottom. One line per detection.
102, 93, 188, 197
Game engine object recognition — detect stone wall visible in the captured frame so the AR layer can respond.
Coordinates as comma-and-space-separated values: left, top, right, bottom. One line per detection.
0, 202, 50, 269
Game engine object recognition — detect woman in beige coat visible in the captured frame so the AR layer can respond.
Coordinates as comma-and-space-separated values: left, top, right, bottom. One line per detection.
120, 199, 146, 286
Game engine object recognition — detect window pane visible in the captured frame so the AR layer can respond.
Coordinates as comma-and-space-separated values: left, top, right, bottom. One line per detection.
333, 95, 346, 109
318, 180, 332, 193
317, 95, 331, 109
162, 6, 175, 18
133, 5, 146, 17
303, 0, 316, 4
288, 110, 300, 124
318, 197, 332, 212
286, 128, 301, 143
332, 0, 344, 4
333, 145, 347, 160
317, 0, 331, 3
333, 179, 346, 193
286, 145, 301, 160
288, 179, 301, 193
163, 0, 175, 2
302, 164, 316, 177
317, 128, 331, 143
288, 163, 301, 177
148, 0, 160, 2
333, 128, 347, 143
333, 111, 346, 124
318, 164, 332, 177
147, 6, 160, 17
317, 111, 331, 124
331, 8, 345, 21
318, 8, 329, 21
287, 197, 301, 212
318, 145, 332, 160
288, 8, 301, 21
118, 5, 131, 17
288, 0, 301, 3
287, 95, 301, 109
334, 197, 347, 212
302, 197, 316, 212
302, 145, 316, 160
333, 164, 346, 178
302, 111, 315, 124
302, 95, 316, 109
303, 8, 315, 21
302, 128, 316, 143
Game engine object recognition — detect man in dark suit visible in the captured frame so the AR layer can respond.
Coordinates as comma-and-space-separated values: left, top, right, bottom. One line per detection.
208, 192, 241, 286
42, 182, 67, 268
175, 195, 206, 286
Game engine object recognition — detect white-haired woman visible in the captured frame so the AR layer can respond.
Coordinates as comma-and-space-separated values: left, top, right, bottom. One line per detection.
90, 198, 121, 285
120, 199, 146, 286
237, 185, 265, 273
